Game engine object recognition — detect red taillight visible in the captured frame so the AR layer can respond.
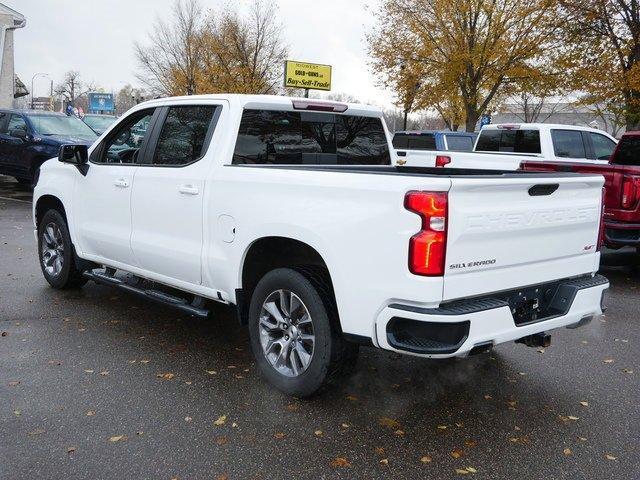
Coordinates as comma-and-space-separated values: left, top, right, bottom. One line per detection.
435, 155, 451, 167
404, 191, 448, 276
621, 176, 637, 209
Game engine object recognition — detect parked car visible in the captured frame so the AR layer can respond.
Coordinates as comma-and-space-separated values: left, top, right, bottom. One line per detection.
522, 130, 640, 250
398, 123, 618, 170
0, 110, 97, 186
82, 114, 117, 135
33, 95, 608, 396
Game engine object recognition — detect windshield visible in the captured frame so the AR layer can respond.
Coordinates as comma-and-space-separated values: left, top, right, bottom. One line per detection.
83, 115, 116, 132
29, 115, 98, 138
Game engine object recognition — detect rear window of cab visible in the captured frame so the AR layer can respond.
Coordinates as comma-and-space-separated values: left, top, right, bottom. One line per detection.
475, 129, 541, 154
232, 109, 390, 165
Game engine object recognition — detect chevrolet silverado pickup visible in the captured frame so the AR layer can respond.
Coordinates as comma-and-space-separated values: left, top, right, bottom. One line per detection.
33, 95, 608, 396
522, 131, 640, 249
398, 123, 617, 171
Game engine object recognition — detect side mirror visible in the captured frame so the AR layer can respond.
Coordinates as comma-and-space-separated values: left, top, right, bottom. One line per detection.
58, 144, 89, 165
9, 128, 27, 140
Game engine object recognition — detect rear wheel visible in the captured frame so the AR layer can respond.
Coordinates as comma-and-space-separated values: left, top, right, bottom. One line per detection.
37, 209, 87, 289
248, 268, 358, 397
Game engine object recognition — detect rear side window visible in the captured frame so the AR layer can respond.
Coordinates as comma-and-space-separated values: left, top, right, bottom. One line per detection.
475, 129, 541, 153
612, 136, 640, 166
153, 105, 216, 166
552, 130, 586, 159
233, 109, 390, 165
589, 132, 616, 160
445, 135, 474, 151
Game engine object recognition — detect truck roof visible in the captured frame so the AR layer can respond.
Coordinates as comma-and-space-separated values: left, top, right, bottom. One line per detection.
135, 94, 384, 118
483, 122, 612, 136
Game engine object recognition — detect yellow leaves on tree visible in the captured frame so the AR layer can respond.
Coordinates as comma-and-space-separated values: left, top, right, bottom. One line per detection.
366, 0, 560, 131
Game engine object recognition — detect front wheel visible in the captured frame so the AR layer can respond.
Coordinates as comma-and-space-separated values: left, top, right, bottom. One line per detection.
37, 209, 87, 289
248, 268, 358, 397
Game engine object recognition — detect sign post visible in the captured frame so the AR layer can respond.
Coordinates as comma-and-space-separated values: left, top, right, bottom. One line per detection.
284, 60, 332, 97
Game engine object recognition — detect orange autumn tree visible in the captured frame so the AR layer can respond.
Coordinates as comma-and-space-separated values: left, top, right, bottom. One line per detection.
367, 0, 560, 131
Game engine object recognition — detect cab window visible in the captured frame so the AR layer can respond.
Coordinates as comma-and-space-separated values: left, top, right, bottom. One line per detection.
552, 130, 586, 159
95, 109, 154, 164
152, 105, 217, 166
589, 132, 616, 160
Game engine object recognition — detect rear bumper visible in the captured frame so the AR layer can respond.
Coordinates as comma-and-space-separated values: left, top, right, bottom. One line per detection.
604, 220, 640, 247
375, 275, 608, 358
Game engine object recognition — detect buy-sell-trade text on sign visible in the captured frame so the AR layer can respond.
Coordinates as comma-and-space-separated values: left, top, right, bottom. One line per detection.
284, 60, 332, 92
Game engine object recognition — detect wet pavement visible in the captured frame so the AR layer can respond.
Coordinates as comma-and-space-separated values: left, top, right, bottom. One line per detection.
1, 175, 638, 479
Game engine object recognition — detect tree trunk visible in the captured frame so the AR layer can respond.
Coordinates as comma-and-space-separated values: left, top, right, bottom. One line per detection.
465, 111, 479, 132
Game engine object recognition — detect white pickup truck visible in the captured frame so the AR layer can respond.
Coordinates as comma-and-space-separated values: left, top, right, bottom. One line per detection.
396, 123, 618, 170
33, 95, 608, 396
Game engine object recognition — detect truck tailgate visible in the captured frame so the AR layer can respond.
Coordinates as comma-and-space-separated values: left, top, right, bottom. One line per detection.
443, 174, 604, 300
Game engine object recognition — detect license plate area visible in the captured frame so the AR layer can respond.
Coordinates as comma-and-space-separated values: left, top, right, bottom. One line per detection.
500, 281, 565, 326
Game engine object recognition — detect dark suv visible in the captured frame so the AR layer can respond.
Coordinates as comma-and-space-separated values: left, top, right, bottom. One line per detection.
0, 110, 97, 186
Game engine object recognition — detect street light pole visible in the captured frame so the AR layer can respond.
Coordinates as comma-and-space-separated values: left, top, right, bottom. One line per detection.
30, 72, 49, 109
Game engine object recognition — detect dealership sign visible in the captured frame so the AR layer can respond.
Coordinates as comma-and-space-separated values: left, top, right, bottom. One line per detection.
88, 92, 115, 112
284, 60, 332, 92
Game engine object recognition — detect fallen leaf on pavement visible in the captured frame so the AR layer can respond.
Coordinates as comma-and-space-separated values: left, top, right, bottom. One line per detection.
603, 359, 614, 364
157, 373, 174, 379
213, 415, 227, 426
375, 447, 385, 455
314, 430, 323, 437
331, 457, 351, 468
185, 416, 192, 422
216, 436, 228, 445
346, 395, 358, 401
605, 454, 617, 461
451, 448, 464, 459
140, 359, 150, 364
341, 423, 350, 429
420, 455, 432, 464
67, 446, 76, 454
580, 401, 589, 407
99, 371, 109, 376
13, 410, 21, 416
464, 440, 477, 448
379, 458, 389, 465
563, 448, 572, 456
83, 369, 94, 373
86, 410, 96, 416
394, 429, 405, 436
378, 417, 401, 429
109, 435, 126, 442
274, 432, 285, 439
578, 436, 587, 441
455, 468, 470, 475
437, 425, 448, 430
205, 370, 217, 375
622, 368, 634, 374
28, 428, 45, 436
8, 381, 20, 386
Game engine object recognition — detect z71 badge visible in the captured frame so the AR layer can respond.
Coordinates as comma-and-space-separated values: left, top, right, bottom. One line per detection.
449, 259, 497, 270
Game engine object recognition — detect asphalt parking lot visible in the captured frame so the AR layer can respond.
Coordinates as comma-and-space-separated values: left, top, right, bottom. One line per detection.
1, 175, 639, 480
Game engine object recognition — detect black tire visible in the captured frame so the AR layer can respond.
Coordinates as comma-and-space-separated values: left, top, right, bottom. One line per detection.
248, 268, 358, 397
37, 209, 87, 289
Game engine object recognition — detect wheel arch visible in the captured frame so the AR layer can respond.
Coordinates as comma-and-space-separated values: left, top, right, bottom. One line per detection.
35, 194, 68, 229
237, 236, 337, 325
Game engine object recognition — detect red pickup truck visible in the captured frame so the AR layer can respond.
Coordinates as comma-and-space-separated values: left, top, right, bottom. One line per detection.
522, 131, 639, 250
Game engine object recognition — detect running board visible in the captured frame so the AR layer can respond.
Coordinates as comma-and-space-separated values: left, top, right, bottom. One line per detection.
83, 270, 210, 318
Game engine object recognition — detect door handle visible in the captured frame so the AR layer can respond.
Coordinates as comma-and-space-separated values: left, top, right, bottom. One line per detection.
114, 178, 129, 188
179, 184, 199, 195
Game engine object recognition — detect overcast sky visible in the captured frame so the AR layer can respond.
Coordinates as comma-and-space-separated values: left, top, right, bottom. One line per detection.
9, 0, 396, 109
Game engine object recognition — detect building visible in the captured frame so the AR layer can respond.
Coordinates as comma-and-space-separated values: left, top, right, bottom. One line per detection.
0, 3, 25, 108
491, 102, 626, 138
